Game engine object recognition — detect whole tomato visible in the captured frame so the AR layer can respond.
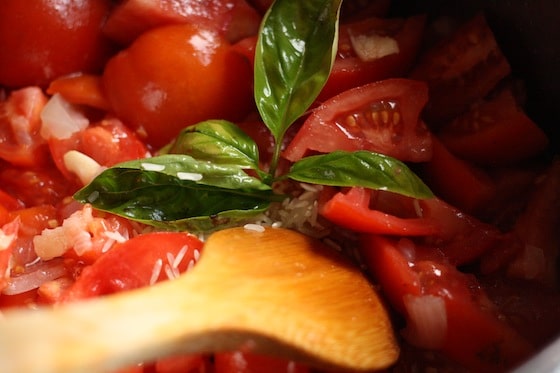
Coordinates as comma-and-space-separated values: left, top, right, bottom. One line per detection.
0, 0, 114, 88
102, 23, 254, 148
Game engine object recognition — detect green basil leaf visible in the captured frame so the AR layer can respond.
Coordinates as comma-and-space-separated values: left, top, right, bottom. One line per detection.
285, 150, 434, 199
74, 155, 281, 232
166, 120, 260, 171
254, 0, 341, 143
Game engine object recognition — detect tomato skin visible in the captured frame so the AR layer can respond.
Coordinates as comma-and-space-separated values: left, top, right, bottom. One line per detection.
283, 78, 432, 163
103, 0, 261, 46
65, 232, 203, 300
319, 187, 441, 236
47, 74, 111, 111
103, 23, 254, 148
318, 15, 426, 101
0, 0, 114, 88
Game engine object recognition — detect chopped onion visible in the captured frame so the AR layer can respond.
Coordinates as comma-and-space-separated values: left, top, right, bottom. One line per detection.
402, 294, 447, 349
40, 93, 89, 140
349, 32, 399, 62
3, 259, 67, 295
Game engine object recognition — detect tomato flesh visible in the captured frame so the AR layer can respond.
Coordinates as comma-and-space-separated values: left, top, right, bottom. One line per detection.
283, 78, 432, 163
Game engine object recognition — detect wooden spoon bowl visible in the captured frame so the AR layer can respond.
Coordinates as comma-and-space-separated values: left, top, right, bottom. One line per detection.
0, 226, 398, 372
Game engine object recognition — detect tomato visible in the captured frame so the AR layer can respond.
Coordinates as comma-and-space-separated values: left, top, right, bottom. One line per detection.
319, 187, 441, 236
47, 74, 111, 111
318, 15, 426, 101
283, 79, 432, 163
0, 220, 18, 292
65, 232, 203, 300
0, 87, 49, 167
437, 89, 550, 166
0, 0, 113, 88
361, 234, 534, 372
408, 13, 511, 126
0, 167, 75, 208
419, 136, 497, 214
103, 0, 261, 46
48, 117, 149, 184
214, 351, 310, 373
103, 23, 254, 148
153, 354, 210, 373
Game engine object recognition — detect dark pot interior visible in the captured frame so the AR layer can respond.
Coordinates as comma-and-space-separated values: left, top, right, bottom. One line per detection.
390, 0, 560, 150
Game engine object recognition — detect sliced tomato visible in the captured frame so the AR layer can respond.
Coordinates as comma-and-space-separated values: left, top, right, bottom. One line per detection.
48, 117, 149, 184
409, 13, 511, 126
361, 234, 534, 372
318, 15, 426, 101
214, 351, 310, 373
419, 136, 497, 214
319, 187, 441, 236
283, 78, 432, 163
65, 232, 203, 300
438, 89, 549, 166
47, 73, 111, 111
0, 87, 50, 167
103, 0, 261, 45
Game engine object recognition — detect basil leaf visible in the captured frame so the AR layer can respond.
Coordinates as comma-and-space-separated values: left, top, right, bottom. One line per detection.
166, 120, 261, 171
254, 0, 341, 143
285, 150, 434, 199
74, 155, 281, 232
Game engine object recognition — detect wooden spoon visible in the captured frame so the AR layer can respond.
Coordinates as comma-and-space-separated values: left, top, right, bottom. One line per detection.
0, 226, 398, 373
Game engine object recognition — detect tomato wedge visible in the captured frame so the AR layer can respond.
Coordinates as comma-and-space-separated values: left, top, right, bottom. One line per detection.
283, 78, 432, 163
409, 13, 511, 126
438, 89, 549, 166
318, 14, 426, 101
47, 74, 111, 111
361, 234, 534, 372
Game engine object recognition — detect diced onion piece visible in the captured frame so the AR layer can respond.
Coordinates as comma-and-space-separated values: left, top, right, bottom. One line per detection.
2, 259, 67, 295
349, 32, 399, 61
402, 294, 447, 349
63, 150, 106, 186
40, 93, 89, 140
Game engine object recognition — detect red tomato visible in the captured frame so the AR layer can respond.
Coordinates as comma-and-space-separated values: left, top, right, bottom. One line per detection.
103, 23, 254, 148
153, 354, 210, 373
103, 0, 261, 45
419, 136, 497, 214
48, 117, 149, 184
0, 167, 76, 207
0, 87, 50, 167
283, 78, 432, 163
214, 351, 310, 373
47, 74, 111, 111
361, 234, 534, 372
0, 0, 114, 88
409, 13, 511, 126
65, 232, 203, 300
318, 15, 426, 101
319, 187, 441, 236
438, 89, 550, 166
